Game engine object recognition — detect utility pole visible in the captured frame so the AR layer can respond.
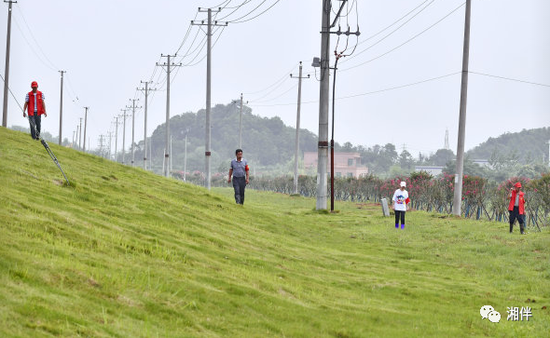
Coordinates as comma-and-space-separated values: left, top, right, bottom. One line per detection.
120, 108, 128, 164
78, 118, 83, 150
113, 116, 120, 162
291, 61, 310, 195
58, 70, 66, 145
107, 131, 113, 160
2, 0, 16, 128
157, 54, 181, 177
138, 81, 156, 170
72, 130, 75, 148
452, 0, 472, 217
83, 107, 89, 152
192, 7, 228, 190
126, 98, 141, 166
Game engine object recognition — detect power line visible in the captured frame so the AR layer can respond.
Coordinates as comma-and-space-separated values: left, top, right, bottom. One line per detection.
340, 2, 465, 72
250, 71, 461, 107
469, 71, 550, 88
341, 0, 436, 64
227, 0, 282, 24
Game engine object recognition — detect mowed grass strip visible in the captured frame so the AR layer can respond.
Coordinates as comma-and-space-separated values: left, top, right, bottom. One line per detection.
0, 127, 549, 337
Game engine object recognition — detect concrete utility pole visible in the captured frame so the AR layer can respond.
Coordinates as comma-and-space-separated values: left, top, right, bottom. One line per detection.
113, 116, 120, 162
2, 0, 16, 128
107, 131, 113, 160
58, 70, 66, 145
291, 61, 310, 195
126, 98, 141, 166
120, 108, 128, 164
452, 0, 472, 217
157, 54, 181, 177
138, 81, 156, 170
78, 118, 83, 150
72, 130, 75, 148
192, 7, 228, 190
83, 107, 89, 152
316, 0, 333, 210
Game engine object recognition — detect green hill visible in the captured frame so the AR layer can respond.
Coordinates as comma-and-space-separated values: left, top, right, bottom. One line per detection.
467, 127, 550, 164
139, 103, 318, 174
1, 127, 549, 337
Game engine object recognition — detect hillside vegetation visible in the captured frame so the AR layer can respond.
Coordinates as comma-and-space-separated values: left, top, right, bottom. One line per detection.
1, 127, 549, 337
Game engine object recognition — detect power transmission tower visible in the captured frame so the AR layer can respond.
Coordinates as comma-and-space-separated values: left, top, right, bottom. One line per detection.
126, 98, 142, 166
138, 81, 157, 170
83, 107, 89, 152
291, 61, 310, 195
192, 7, 228, 190
157, 54, 181, 177
98, 134, 105, 158
58, 70, 66, 145
452, 0, 472, 217
2, 0, 16, 128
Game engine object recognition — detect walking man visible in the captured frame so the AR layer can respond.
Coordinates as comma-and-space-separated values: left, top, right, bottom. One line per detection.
227, 149, 249, 205
508, 182, 526, 234
23, 81, 47, 140
392, 181, 410, 229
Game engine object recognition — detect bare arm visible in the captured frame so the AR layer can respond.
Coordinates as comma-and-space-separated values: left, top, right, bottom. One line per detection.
227, 168, 233, 183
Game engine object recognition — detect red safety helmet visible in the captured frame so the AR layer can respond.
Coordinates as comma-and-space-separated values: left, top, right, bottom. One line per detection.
514, 182, 522, 188
31, 81, 38, 88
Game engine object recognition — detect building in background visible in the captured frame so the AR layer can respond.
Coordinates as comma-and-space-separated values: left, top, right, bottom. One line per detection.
304, 152, 369, 178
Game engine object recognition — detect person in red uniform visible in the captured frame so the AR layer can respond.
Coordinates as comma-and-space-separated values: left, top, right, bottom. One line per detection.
508, 182, 526, 234
23, 81, 47, 140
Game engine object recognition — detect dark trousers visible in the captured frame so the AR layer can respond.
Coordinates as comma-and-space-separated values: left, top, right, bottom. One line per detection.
395, 210, 406, 227
232, 176, 246, 204
28, 115, 41, 139
509, 207, 525, 233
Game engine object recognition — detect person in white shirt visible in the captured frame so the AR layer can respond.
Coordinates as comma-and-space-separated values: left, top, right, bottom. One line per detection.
392, 181, 410, 229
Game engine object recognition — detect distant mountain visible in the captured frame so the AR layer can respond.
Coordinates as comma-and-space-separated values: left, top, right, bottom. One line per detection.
140, 103, 318, 173
467, 127, 550, 164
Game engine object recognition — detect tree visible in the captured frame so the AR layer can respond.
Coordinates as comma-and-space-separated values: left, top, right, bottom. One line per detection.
429, 149, 455, 166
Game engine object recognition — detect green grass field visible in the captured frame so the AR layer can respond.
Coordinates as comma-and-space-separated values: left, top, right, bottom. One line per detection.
1, 127, 548, 337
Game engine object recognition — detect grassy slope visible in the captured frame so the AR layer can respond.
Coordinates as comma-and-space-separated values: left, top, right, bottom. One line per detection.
0, 127, 548, 337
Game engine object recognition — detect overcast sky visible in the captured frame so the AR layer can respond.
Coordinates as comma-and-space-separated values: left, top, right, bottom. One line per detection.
1, 0, 549, 158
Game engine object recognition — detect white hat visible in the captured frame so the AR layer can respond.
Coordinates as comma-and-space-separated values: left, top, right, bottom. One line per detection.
400, 181, 406, 187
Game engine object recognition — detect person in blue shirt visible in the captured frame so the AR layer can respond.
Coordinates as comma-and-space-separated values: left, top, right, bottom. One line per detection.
227, 149, 250, 204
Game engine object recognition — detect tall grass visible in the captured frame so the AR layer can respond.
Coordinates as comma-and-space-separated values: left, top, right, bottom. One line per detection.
0, 127, 548, 337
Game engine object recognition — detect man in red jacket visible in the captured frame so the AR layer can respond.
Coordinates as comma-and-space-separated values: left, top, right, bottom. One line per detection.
508, 182, 526, 234
23, 81, 47, 140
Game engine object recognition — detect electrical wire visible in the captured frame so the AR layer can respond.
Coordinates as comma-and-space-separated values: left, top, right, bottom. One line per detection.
469, 71, 550, 88
340, 2, 465, 72
243, 64, 297, 96
341, 0, 437, 64
250, 71, 461, 107
228, 0, 282, 24
251, 83, 298, 104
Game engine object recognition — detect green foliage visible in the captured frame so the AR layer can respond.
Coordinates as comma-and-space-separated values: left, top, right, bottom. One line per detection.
138, 103, 318, 175
468, 127, 550, 165
1, 127, 549, 337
